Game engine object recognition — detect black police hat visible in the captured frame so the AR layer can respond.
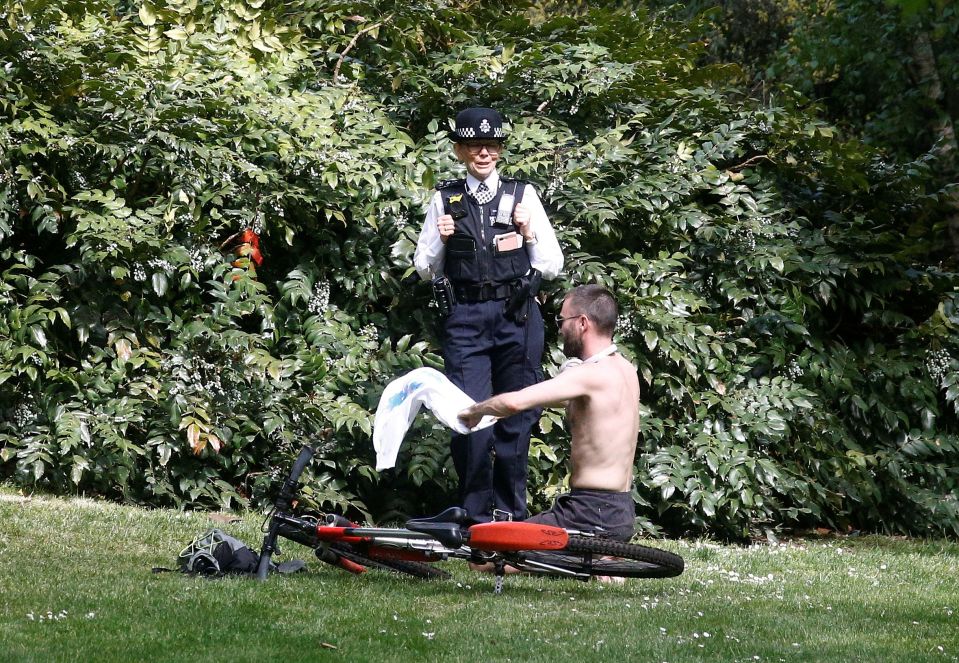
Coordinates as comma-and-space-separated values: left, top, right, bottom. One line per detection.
449, 107, 507, 142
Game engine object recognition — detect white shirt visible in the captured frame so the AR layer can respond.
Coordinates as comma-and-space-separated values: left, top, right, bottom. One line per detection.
372, 367, 497, 470
413, 170, 564, 281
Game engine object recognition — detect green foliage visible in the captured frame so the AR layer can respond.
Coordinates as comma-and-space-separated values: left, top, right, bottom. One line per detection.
0, 0, 446, 515
763, 0, 958, 162
663, 0, 959, 175
1, 0, 957, 538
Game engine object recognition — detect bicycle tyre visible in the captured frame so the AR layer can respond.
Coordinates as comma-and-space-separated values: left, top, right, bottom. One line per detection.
326, 543, 451, 580
516, 536, 684, 579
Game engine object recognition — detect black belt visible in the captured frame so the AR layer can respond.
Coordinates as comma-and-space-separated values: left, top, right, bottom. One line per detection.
454, 282, 518, 303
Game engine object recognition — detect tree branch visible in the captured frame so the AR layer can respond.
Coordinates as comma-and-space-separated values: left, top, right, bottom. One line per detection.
728, 154, 773, 171
912, 29, 959, 260
332, 16, 393, 81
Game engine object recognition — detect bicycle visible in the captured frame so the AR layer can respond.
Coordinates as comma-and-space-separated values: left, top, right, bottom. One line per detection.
257, 443, 684, 593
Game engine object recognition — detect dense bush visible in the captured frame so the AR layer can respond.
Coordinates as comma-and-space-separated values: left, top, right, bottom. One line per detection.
2, 0, 957, 538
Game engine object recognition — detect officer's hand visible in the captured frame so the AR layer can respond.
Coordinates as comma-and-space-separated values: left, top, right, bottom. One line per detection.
513, 203, 532, 239
437, 214, 455, 243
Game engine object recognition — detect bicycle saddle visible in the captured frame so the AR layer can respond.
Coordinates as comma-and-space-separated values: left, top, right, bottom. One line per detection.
405, 507, 468, 548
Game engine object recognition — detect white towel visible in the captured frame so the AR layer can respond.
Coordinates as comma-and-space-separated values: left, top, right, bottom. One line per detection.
372, 367, 497, 471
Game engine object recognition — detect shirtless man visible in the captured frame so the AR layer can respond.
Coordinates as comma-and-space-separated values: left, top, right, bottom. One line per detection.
458, 284, 640, 541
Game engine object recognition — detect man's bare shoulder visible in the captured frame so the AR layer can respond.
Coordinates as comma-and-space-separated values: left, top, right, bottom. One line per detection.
592, 353, 637, 374
606, 354, 638, 385
567, 354, 636, 388
611, 353, 636, 368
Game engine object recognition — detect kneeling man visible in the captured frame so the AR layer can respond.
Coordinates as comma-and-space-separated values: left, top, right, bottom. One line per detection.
459, 284, 640, 542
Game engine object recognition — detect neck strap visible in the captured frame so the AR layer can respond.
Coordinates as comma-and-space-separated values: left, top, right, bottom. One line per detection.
559, 343, 617, 373
584, 343, 617, 364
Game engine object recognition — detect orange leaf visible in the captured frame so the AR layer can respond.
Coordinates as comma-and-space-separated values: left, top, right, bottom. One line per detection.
187, 423, 204, 455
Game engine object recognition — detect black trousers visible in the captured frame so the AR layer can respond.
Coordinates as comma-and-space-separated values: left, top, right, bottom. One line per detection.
442, 298, 544, 523
525, 489, 636, 542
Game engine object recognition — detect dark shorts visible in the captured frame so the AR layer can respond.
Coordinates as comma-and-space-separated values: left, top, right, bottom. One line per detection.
525, 489, 635, 542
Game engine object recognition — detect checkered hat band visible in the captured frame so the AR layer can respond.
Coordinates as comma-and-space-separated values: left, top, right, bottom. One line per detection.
456, 127, 505, 139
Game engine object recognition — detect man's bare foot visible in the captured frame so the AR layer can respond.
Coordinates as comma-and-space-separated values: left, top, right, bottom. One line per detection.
594, 574, 627, 585
594, 555, 627, 584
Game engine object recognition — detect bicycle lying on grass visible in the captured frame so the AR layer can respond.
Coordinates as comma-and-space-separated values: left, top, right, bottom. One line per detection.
257, 444, 684, 593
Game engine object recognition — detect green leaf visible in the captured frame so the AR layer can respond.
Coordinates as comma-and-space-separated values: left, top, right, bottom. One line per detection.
71, 456, 89, 484
138, 2, 157, 26
55, 308, 72, 328
152, 273, 168, 297
30, 327, 47, 348
643, 331, 658, 351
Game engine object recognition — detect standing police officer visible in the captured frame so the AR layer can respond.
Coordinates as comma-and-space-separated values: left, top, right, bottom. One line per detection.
413, 107, 564, 523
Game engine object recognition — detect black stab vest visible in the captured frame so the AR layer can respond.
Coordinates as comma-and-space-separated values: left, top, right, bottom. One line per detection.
439, 178, 532, 285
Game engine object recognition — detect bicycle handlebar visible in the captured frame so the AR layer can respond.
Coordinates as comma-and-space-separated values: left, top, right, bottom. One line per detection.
279, 444, 316, 507
256, 444, 317, 580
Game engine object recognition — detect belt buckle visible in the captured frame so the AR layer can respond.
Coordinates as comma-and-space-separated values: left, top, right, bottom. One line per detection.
491, 509, 513, 522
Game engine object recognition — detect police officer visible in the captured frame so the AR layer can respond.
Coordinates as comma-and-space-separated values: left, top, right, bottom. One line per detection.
413, 107, 564, 523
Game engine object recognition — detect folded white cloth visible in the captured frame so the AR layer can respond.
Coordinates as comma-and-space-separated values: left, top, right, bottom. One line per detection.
373, 367, 497, 471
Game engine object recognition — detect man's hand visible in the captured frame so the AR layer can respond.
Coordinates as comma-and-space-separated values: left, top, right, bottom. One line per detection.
458, 405, 483, 430
437, 214, 455, 244
512, 203, 533, 240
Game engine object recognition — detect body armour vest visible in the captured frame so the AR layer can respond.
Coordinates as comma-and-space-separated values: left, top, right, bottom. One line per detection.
439, 178, 532, 285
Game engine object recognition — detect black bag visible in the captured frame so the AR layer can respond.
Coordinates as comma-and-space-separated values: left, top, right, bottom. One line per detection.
178, 529, 260, 576
155, 528, 304, 577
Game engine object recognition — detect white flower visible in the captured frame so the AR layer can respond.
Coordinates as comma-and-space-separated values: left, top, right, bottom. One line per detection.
786, 359, 804, 379
926, 348, 952, 382
360, 323, 378, 342
616, 314, 637, 338
308, 280, 331, 314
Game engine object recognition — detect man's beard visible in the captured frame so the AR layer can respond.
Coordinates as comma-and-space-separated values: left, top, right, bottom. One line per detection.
562, 327, 584, 359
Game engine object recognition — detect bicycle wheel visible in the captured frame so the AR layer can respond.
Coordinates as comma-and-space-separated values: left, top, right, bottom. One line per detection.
514, 535, 684, 579
323, 543, 451, 580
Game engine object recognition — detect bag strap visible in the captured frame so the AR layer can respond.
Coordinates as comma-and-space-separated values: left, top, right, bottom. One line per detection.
510, 179, 526, 206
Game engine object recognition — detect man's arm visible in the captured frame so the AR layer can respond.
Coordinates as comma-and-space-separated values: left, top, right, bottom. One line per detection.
459, 363, 601, 429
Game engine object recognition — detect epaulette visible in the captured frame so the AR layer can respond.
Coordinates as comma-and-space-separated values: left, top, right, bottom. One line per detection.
500, 176, 529, 185
436, 178, 465, 191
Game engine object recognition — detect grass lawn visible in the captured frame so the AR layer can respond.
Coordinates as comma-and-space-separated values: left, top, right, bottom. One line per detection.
1, 487, 957, 663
